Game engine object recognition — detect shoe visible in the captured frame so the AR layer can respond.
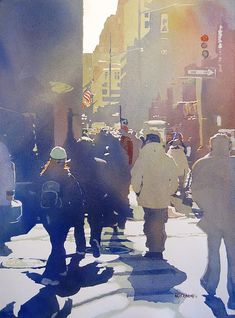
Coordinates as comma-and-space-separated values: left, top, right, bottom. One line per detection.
41, 278, 60, 286
143, 252, 163, 260
227, 297, 235, 310
113, 225, 118, 234
92, 239, 101, 258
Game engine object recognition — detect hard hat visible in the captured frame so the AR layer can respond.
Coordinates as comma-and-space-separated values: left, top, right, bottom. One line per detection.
50, 146, 68, 161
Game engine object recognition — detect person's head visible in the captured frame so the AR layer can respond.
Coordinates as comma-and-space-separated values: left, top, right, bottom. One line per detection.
169, 138, 182, 149
177, 132, 184, 141
40, 146, 70, 176
145, 133, 161, 144
50, 146, 68, 164
209, 133, 231, 156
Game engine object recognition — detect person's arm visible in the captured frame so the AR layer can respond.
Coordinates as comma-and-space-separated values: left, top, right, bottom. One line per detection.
127, 138, 133, 165
168, 159, 179, 195
131, 157, 144, 195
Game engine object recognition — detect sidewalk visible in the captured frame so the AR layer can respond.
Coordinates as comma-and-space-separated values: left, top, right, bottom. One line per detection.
0, 216, 233, 318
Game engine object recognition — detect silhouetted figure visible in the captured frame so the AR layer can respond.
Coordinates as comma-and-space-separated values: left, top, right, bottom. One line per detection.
192, 133, 235, 310
38, 146, 86, 285
99, 131, 133, 230
74, 136, 108, 257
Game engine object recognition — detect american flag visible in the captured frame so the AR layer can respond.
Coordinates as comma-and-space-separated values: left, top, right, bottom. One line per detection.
82, 89, 93, 108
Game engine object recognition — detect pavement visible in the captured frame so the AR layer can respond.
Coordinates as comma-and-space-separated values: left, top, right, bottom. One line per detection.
0, 203, 234, 317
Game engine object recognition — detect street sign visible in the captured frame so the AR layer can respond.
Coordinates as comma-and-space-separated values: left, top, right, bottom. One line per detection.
187, 68, 216, 78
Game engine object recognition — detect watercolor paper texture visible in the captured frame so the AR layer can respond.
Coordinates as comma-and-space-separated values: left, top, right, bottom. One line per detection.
0, 1, 234, 317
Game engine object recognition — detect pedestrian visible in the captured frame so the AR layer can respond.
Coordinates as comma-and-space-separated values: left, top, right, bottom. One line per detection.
167, 138, 190, 193
191, 133, 235, 309
73, 136, 106, 258
167, 138, 193, 217
119, 125, 133, 165
0, 138, 15, 255
131, 132, 178, 259
38, 146, 86, 285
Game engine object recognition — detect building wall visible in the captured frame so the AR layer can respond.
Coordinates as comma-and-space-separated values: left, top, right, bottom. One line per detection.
85, 0, 150, 117
0, 0, 83, 148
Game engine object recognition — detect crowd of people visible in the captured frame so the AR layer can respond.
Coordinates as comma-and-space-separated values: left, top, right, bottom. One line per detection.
0, 122, 234, 309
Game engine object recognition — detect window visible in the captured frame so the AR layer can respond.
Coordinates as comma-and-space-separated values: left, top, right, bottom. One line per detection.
145, 21, 150, 29
104, 71, 108, 80
144, 12, 149, 18
102, 89, 108, 95
114, 72, 120, 80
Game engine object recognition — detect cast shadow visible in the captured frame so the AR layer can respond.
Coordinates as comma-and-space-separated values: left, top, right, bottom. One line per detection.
204, 295, 235, 318
107, 230, 187, 304
0, 260, 114, 318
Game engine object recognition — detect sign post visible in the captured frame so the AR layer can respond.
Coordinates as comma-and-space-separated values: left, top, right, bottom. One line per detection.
186, 68, 216, 78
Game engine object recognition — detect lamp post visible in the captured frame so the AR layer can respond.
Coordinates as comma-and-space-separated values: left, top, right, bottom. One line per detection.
109, 32, 112, 108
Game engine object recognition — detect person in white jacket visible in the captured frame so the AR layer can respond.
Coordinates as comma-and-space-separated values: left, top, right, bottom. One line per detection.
0, 139, 15, 254
191, 133, 235, 310
131, 133, 178, 259
167, 138, 190, 192
167, 138, 193, 217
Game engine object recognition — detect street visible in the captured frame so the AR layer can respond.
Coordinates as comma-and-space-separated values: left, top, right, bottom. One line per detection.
0, 196, 234, 318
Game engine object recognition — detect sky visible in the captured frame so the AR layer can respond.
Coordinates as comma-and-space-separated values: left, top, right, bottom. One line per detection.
83, 0, 118, 53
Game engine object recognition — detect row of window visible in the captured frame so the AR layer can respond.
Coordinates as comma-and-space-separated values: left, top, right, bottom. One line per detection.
104, 71, 120, 80
102, 83, 121, 96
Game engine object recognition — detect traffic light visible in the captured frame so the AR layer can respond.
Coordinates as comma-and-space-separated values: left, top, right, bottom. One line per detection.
200, 34, 209, 59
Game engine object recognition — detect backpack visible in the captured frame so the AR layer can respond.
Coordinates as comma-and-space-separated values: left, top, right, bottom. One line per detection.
40, 180, 62, 209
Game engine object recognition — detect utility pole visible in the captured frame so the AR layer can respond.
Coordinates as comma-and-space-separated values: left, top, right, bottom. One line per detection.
109, 32, 112, 107
119, 104, 122, 126
138, 0, 142, 112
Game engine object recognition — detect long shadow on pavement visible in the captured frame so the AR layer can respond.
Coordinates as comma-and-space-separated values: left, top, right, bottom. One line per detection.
204, 295, 235, 318
0, 261, 114, 318
107, 230, 187, 304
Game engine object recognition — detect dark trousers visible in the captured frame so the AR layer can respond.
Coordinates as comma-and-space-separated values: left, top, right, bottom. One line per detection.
87, 203, 103, 246
0, 206, 10, 245
143, 208, 168, 253
42, 210, 86, 279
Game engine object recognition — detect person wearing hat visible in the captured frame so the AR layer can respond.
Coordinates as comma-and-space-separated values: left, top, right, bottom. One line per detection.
131, 132, 178, 259
38, 146, 86, 285
192, 133, 235, 309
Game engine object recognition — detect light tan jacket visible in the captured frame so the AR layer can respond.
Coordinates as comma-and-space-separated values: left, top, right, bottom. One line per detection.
192, 134, 235, 232
167, 146, 190, 184
131, 142, 178, 209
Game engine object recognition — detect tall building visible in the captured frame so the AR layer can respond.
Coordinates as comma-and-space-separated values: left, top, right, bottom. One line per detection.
120, 0, 235, 145
83, 0, 150, 122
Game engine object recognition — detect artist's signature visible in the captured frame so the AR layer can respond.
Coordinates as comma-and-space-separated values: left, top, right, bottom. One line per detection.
175, 293, 197, 298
